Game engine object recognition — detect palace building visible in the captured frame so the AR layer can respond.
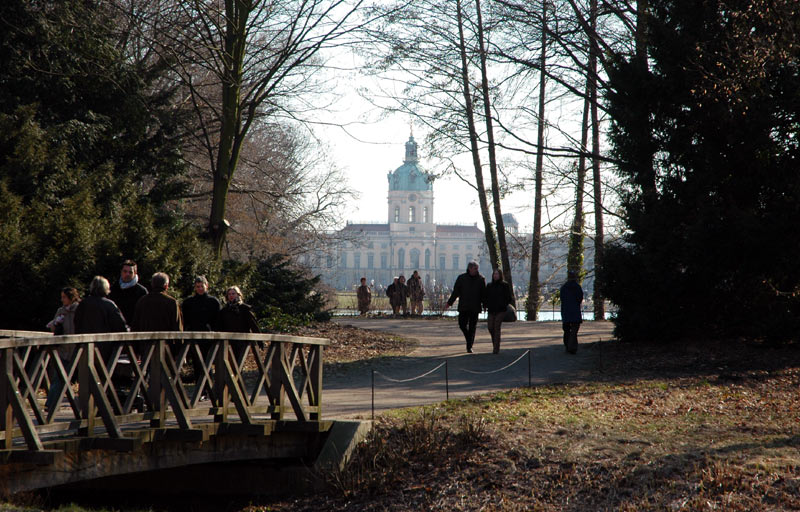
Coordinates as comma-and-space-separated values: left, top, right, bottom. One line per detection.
308, 135, 486, 290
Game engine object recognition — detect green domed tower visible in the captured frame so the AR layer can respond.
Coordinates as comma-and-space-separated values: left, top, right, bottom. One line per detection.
387, 135, 434, 232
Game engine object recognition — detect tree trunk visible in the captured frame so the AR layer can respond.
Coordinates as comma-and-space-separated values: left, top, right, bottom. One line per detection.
590, 0, 605, 319
209, 0, 249, 259
526, 0, 547, 321
636, 0, 657, 202
456, 0, 500, 270
475, 0, 512, 284
567, 83, 590, 279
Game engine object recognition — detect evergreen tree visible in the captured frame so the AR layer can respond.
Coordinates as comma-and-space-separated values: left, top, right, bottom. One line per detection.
603, 0, 800, 342
0, 1, 215, 330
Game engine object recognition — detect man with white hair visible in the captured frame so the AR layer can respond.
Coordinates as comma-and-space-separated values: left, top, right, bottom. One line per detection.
74, 276, 129, 334
131, 272, 183, 332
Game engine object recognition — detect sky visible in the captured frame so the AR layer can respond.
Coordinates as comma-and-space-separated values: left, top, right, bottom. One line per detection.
317, 113, 538, 233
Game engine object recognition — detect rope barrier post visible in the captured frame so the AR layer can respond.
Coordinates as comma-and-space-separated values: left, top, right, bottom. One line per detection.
371, 370, 375, 422
528, 349, 532, 388
445, 361, 449, 401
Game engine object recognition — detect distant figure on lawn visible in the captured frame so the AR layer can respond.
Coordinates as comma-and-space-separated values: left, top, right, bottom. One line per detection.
560, 270, 584, 354
444, 261, 487, 353
356, 277, 371, 316
407, 270, 425, 316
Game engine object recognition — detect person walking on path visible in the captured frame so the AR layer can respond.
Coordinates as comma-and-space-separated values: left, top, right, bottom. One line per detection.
356, 277, 372, 316
219, 286, 261, 361
485, 269, 515, 354
131, 272, 183, 332
444, 261, 486, 353
109, 259, 148, 326
407, 270, 425, 315
560, 270, 584, 354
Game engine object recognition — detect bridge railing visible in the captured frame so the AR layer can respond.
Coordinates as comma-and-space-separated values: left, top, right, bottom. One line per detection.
0, 330, 328, 451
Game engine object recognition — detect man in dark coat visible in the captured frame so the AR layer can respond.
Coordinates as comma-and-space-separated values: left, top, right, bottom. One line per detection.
109, 259, 148, 326
181, 275, 219, 394
182, 275, 220, 331
131, 272, 183, 332
445, 261, 487, 353
75, 276, 129, 334
560, 270, 584, 354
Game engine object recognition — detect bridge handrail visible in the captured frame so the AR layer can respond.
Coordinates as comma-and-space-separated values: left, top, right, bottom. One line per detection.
0, 330, 329, 452
0, 330, 329, 349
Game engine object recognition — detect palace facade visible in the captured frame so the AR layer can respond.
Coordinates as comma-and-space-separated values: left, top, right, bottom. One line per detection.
308, 135, 486, 291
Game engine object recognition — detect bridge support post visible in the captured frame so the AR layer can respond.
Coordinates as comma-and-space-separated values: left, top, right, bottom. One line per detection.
78, 343, 96, 436
214, 339, 229, 424
1, 348, 12, 449
149, 339, 166, 428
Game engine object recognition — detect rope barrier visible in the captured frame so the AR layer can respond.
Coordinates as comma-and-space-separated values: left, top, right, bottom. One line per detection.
370, 349, 535, 419
373, 362, 447, 383
460, 350, 531, 375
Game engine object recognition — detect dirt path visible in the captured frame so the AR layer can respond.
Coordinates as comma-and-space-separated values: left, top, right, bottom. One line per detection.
324, 318, 615, 418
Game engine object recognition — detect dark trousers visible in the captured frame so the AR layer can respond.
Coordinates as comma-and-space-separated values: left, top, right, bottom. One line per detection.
458, 311, 479, 351
562, 322, 581, 353
487, 312, 504, 353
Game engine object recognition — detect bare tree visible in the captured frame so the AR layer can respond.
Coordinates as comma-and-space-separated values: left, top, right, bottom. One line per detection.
115, 0, 366, 259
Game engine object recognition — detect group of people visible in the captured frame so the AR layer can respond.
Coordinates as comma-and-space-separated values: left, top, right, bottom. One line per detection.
355, 270, 426, 317
444, 261, 515, 354
46, 260, 261, 338
444, 261, 584, 355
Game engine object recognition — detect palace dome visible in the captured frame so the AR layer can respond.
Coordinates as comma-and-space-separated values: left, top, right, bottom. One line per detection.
388, 135, 433, 192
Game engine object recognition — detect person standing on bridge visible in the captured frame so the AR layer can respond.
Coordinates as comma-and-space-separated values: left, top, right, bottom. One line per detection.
45, 287, 81, 411
560, 270, 584, 354
74, 276, 129, 335
182, 275, 221, 395
407, 270, 425, 316
219, 286, 261, 361
182, 275, 220, 331
109, 260, 148, 326
131, 272, 183, 332
356, 277, 371, 316
485, 269, 515, 354
444, 261, 486, 353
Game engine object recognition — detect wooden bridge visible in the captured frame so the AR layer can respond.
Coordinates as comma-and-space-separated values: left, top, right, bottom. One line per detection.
0, 329, 361, 496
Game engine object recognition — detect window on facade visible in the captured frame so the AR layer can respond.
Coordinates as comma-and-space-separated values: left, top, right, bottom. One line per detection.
425, 249, 431, 269
439, 255, 446, 270
398, 248, 405, 268
423, 207, 428, 223
368, 253, 374, 269
327, 256, 333, 268
394, 207, 400, 222
410, 249, 420, 269
341, 253, 348, 268
452, 254, 459, 269
381, 253, 388, 268
409, 206, 415, 223
354, 253, 361, 269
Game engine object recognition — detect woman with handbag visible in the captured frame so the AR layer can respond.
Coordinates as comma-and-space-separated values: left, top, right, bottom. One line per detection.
485, 269, 515, 354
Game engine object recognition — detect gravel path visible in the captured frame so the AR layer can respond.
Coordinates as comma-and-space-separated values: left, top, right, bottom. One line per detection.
324, 318, 615, 418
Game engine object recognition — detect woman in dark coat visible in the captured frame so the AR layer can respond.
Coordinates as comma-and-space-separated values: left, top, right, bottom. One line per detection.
485, 268, 515, 354
219, 286, 260, 361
